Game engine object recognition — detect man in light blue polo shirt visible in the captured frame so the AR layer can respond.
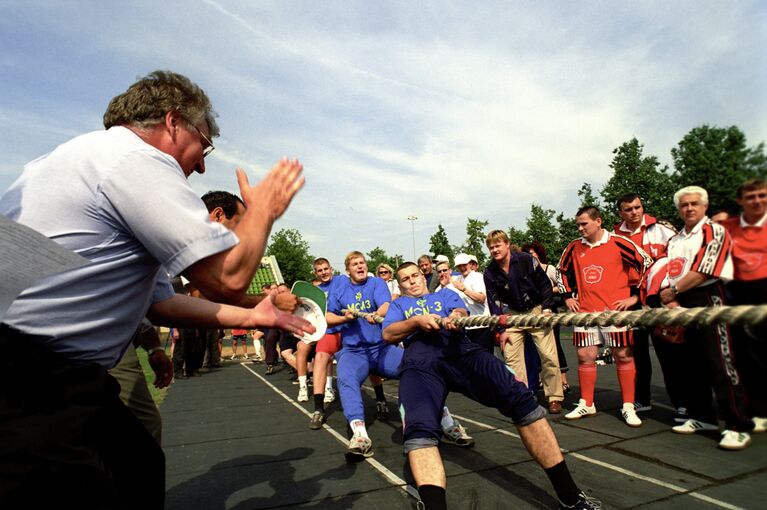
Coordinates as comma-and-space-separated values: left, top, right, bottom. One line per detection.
0, 70, 310, 509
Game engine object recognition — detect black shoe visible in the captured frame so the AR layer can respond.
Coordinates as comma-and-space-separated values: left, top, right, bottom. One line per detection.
309, 410, 326, 430
174, 372, 187, 380
559, 492, 603, 509
265, 365, 275, 375
376, 401, 390, 421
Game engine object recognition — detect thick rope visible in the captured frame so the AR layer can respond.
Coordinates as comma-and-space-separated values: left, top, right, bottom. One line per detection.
343, 304, 767, 329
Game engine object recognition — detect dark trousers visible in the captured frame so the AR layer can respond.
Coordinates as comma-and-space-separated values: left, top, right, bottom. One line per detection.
727, 278, 767, 417
0, 324, 165, 510
650, 331, 688, 409
466, 327, 494, 355
677, 282, 753, 431
633, 327, 652, 404
264, 328, 281, 365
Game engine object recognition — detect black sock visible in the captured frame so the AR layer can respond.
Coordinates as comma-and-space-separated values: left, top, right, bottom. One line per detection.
418, 485, 446, 510
313, 394, 324, 412
545, 460, 580, 506
373, 384, 385, 402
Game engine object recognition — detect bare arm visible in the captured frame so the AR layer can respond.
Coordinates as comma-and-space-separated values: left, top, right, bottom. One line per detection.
183, 160, 305, 303
147, 294, 314, 337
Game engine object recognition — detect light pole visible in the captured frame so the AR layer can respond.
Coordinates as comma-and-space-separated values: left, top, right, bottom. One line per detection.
407, 215, 418, 261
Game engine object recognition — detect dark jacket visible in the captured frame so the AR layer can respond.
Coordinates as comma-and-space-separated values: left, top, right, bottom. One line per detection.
483, 252, 554, 314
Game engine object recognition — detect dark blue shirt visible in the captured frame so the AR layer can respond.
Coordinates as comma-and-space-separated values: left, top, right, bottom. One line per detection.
483, 252, 554, 314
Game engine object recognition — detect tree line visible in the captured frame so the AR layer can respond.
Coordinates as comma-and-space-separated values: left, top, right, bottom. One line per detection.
267, 124, 766, 284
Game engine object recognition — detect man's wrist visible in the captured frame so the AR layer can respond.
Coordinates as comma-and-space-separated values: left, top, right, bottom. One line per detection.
146, 346, 164, 356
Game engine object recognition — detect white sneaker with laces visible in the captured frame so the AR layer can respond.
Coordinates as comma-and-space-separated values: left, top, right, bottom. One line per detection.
621, 403, 642, 427
752, 416, 766, 433
323, 386, 336, 404
345, 433, 373, 460
718, 430, 751, 450
442, 420, 475, 447
297, 386, 309, 402
672, 419, 718, 434
565, 399, 596, 420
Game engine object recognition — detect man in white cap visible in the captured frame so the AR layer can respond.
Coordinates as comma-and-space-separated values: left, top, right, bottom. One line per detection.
450, 253, 493, 354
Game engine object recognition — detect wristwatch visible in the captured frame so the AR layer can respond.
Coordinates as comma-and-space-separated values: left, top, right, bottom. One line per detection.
669, 284, 679, 296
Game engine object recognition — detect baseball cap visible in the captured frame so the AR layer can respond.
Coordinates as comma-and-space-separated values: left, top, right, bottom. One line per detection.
454, 253, 471, 265
434, 254, 449, 263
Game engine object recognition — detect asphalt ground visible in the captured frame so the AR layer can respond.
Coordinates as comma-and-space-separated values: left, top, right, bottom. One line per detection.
162, 338, 766, 509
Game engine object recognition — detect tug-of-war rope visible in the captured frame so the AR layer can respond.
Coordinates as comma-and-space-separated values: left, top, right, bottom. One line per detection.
343, 304, 767, 330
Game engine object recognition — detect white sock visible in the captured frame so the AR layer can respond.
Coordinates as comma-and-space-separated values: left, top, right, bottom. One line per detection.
350, 419, 368, 438
325, 378, 334, 392
298, 375, 307, 388
440, 406, 455, 429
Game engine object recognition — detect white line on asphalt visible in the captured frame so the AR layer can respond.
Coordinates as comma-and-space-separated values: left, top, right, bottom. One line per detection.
240, 363, 420, 502
367, 385, 744, 510
449, 412, 745, 510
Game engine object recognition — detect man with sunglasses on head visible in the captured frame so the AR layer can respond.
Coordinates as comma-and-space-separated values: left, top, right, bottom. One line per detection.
0, 70, 311, 509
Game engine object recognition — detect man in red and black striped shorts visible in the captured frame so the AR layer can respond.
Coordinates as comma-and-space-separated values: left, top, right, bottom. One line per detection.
557, 206, 651, 427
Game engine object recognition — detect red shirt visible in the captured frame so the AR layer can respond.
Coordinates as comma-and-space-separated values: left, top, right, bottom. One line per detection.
232, 329, 248, 336
557, 230, 651, 312
721, 213, 767, 281
614, 214, 676, 260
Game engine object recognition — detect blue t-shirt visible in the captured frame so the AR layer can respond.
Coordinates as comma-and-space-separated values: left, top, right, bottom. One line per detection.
383, 288, 482, 366
319, 275, 349, 334
328, 276, 391, 348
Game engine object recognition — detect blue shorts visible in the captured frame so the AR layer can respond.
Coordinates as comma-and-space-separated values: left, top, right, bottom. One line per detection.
399, 348, 542, 444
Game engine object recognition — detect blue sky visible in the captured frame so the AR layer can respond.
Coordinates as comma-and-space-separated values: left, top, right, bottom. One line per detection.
2, 1, 765, 271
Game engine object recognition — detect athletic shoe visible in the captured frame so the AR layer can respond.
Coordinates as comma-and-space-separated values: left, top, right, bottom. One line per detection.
674, 407, 689, 423
718, 430, 751, 450
634, 402, 652, 412
229, 354, 236, 360
308, 410, 325, 430
752, 416, 766, 433
559, 491, 604, 509
565, 399, 596, 420
345, 433, 373, 461
622, 403, 642, 427
297, 386, 309, 402
324, 387, 336, 404
265, 365, 275, 375
376, 401, 390, 421
672, 419, 718, 434
442, 420, 475, 447
243, 354, 249, 360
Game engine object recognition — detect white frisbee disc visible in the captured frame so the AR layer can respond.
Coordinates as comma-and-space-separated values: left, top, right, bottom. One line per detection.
292, 297, 327, 343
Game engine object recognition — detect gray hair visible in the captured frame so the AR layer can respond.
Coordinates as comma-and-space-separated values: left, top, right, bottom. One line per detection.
103, 70, 219, 137
673, 186, 708, 208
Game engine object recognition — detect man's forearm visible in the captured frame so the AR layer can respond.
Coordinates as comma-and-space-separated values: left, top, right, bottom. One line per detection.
382, 319, 419, 343
147, 294, 272, 329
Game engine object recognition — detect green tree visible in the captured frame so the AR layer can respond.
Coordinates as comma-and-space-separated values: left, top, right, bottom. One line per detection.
266, 228, 314, 285
526, 204, 559, 258
601, 138, 677, 223
428, 224, 455, 264
507, 226, 529, 248
457, 218, 489, 269
366, 246, 392, 273
671, 125, 767, 215
552, 212, 577, 263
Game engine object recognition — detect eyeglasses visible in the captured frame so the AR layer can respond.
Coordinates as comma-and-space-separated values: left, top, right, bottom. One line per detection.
191, 124, 215, 158
437, 268, 451, 274
377, 270, 391, 275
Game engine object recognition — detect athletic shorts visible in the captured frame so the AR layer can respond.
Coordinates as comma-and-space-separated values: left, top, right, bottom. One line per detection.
279, 334, 298, 352
316, 332, 342, 355
232, 334, 247, 341
573, 326, 633, 348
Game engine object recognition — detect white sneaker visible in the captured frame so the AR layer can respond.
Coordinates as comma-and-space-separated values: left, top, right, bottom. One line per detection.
323, 386, 336, 404
621, 403, 642, 427
565, 399, 596, 420
345, 433, 373, 461
718, 430, 751, 450
297, 386, 308, 402
442, 420, 475, 447
752, 416, 766, 433
229, 354, 236, 360
672, 419, 718, 434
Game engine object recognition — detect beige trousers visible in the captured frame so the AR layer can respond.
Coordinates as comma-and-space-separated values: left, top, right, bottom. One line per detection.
502, 305, 563, 402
